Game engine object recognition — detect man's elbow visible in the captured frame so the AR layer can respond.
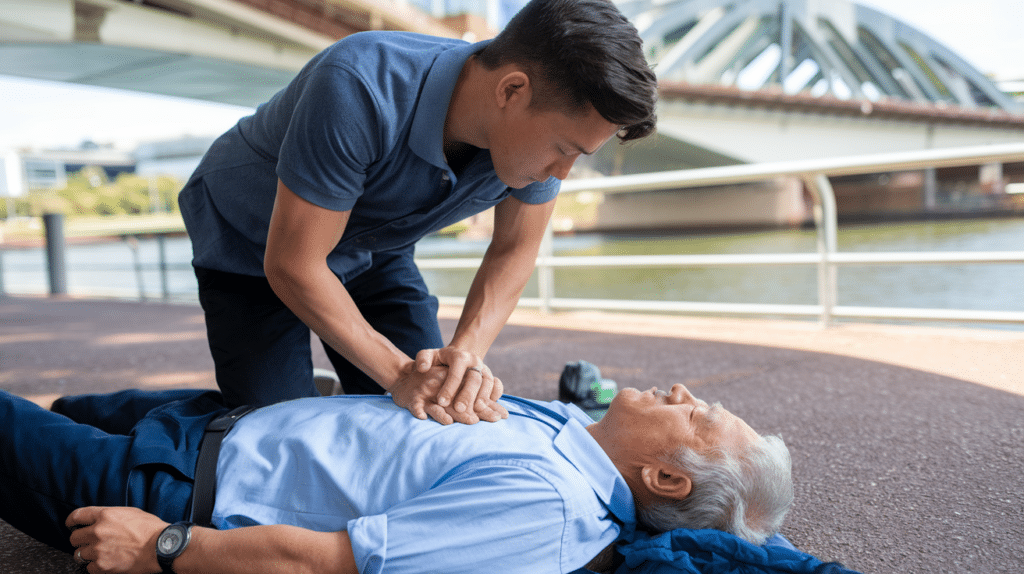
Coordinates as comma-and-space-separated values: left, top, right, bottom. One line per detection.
263, 255, 286, 288
263, 253, 306, 299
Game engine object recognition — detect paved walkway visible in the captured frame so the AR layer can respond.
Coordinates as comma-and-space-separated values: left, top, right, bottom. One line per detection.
2, 296, 1023, 573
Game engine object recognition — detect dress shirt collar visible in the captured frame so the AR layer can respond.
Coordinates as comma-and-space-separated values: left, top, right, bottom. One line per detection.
554, 410, 638, 531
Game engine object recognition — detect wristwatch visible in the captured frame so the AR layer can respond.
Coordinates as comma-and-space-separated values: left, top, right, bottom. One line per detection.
155, 521, 194, 574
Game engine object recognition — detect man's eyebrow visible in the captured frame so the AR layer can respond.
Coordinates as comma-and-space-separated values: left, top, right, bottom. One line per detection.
566, 140, 600, 156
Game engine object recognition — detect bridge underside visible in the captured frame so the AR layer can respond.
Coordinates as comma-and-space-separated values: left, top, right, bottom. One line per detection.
0, 42, 297, 107
0, 0, 469, 107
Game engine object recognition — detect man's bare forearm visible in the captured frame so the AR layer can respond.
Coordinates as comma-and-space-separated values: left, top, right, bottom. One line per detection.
175, 525, 358, 574
67, 507, 358, 574
264, 182, 414, 391
450, 197, 555, 357
265, 257, 414, 391
450, 240, 538, 357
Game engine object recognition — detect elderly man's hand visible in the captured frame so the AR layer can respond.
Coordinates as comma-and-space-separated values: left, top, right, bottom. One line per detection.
66, 507, 166, 574
390, 362, 507, 425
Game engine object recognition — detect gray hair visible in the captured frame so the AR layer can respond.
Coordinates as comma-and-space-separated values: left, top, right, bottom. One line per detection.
636, 435, 793, 545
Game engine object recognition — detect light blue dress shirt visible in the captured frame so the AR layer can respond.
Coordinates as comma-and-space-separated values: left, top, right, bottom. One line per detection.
212, 395, 635, 574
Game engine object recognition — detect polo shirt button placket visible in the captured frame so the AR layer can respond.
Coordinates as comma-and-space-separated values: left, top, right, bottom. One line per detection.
439, 172, 454, 199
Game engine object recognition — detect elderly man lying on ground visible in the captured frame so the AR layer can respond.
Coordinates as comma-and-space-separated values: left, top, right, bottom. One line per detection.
0, 371, 791, 574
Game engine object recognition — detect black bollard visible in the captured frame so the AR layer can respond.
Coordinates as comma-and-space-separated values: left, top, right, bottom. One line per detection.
157, 233, 169, 300
42, 212, 67, 295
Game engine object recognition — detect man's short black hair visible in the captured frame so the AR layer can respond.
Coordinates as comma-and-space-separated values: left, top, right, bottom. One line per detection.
477, 0, 658, 142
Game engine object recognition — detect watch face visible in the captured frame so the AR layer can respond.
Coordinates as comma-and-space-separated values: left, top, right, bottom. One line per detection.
157, 524, 188, 556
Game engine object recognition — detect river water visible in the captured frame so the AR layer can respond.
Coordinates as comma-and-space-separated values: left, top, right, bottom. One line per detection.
2, 217, 1022, 329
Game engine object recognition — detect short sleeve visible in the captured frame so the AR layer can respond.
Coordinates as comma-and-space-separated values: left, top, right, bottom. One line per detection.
510, 176, 561, 205
276, 63, 384, 212
346, 463, 585, 574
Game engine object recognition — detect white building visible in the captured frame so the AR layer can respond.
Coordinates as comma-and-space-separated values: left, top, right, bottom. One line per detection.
0, 145, 134, 198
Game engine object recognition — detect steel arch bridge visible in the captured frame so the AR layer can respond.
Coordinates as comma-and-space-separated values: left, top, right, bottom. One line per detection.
618, 0, 1018, 112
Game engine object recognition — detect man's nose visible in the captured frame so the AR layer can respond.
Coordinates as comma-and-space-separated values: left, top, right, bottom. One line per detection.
548, 155, 576, 180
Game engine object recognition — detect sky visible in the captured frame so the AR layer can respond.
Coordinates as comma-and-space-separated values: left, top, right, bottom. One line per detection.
0, 0, 1021, 152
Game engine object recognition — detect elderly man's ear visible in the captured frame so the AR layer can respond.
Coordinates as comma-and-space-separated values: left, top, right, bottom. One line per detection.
640, 463, 692, 500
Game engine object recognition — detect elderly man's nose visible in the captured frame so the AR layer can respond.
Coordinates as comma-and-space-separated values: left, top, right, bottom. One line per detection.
671, 384, 695, 402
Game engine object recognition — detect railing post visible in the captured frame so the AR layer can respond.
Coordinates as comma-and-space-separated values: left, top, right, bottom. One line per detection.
537, 219, 555, 314
804, 174, 838, 327
42, 212, 68, 296
818, 174, 839, 326
157, 233, 169, 301
123, 235, 147, 301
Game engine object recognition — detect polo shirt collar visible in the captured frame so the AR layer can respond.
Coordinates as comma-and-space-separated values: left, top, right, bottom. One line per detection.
409, 39, 491, 170
554, 417, 638, 531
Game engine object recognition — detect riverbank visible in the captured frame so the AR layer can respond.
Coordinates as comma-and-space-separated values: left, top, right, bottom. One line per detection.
0, 212, 474, 248
0, 213, 187, 248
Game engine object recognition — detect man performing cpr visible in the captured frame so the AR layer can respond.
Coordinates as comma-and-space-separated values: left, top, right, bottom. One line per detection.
177, 0, 659, 420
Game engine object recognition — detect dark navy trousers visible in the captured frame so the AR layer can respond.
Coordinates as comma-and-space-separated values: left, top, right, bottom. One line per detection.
0, 389, 226, 553
196, 248, 444, 408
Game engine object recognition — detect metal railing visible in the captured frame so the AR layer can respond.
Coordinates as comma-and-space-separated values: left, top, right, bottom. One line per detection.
2, 143, 1022, 326
416, 142, 1024, 327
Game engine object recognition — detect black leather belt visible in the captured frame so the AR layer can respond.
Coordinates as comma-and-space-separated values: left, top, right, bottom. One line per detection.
189, 405, 256, 527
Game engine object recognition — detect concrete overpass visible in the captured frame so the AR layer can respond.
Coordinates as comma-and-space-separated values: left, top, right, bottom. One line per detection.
578, 0, 1024, 231
0, 0, 488, 107
587, 0, 1024, 173
576, 82, 1024, 232
588, 81, 1024, 174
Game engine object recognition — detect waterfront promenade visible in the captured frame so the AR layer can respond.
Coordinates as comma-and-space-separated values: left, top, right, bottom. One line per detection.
2, 295, 1022, 572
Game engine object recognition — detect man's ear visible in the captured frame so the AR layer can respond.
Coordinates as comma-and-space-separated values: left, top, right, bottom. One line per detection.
641, 463, 692, 500
495, 70, 531, 109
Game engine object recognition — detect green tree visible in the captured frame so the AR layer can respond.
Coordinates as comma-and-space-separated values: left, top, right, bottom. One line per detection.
26, 169, 183, 217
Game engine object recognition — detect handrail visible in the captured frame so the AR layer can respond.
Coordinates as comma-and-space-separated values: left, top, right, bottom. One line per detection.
418, 143, 1024, 327
557, 142, 1024, 194
424, 250, 1024, 325
416, 251, 1024, 268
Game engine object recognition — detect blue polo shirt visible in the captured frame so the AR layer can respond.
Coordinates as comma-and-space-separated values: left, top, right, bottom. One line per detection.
212, 395, 636, 574
179, 32, 561, 281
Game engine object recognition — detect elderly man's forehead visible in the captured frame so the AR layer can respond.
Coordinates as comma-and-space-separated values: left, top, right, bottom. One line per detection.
708, 402, 763, 449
